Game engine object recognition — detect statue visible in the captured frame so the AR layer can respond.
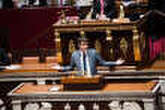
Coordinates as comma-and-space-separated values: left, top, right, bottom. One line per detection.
79, 104, 86, 110
64, 103, 71, 110
85, 8, 93, 20
119, 4, 125, 19
24, 103, 39, 110
40, 102, 52, 110
108, 101, 121, 110
60, 10, 67, 24
123, 101, 142, 110
93, 103, 99, 110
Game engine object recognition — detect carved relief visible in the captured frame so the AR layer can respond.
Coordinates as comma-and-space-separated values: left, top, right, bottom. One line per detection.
24, 103, 39, 110
95, 40, 101, 53
123, 101, 143, 110
109, 47, 114, 60
39, 102, 52, 110
108, 101, 143, 110
120, 37, 128, 59
69, 39, 76, 54
108, 101, 122, 110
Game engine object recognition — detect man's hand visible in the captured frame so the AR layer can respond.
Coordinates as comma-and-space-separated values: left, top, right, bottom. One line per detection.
116, 59, 125, 65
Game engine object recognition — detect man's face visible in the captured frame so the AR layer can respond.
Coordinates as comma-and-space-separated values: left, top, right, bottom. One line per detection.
79, 41, 88, 52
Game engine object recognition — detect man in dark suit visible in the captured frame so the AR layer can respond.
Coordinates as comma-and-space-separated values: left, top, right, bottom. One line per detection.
2, 0, 14, 8
149, 0, 165, 12
0, 48, 11, 66
53, 37, 124, 76
91, 0, 117, 19
39, 0, 47, 6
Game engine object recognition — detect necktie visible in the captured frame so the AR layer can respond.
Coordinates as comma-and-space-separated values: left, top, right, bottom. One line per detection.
83, 53, 87, 72
100, 0, 104, 15
81, 51, 91, 76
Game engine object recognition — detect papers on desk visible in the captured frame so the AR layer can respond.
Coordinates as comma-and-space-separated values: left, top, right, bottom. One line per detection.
51, 65, 62, 70
122, 1, 136, 7
49, 86, 61, 92
5, 65, 21, 70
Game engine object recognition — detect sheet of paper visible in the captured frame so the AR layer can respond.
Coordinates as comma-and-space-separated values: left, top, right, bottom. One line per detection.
49, 86, 61, 92
6, 65, 21, 70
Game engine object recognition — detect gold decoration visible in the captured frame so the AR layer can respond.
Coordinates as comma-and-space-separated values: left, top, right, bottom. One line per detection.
80, 31, 85, 37
54, 32, 61, 49
119, 5, 125, 19
120, 37, 128, 58
85, 8, 93, 20
95, 40, 101, 53
133, 27, 141, 61
109, 48, 113, 59
60, 10, 67, 24
54, 31, 62, 63
69, 39, 76, 53
106, 30, 112, 41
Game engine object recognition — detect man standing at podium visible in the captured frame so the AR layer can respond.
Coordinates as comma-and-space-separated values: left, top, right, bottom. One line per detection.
54, 37, 124, 76
91, 0, 117, 19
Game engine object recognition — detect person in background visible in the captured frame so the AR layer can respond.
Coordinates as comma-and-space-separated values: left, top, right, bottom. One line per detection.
148, 0, 165, 12
0, 48, 11, 66
91, 0, 117, 19
53, 37, 124, 77
39, 0, 47, 6
2, 0, 14, 8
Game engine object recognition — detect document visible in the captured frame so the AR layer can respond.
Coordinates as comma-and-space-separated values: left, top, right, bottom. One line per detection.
49, 86, 61, 92
5, 65, 21, 70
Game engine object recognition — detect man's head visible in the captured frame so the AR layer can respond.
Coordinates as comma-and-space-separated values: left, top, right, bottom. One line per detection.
78, 37, 89, 52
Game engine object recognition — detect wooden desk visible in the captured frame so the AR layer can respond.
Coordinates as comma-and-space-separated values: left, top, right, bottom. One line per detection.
8, 81, 159, 110
0, 63, 69, 83
0, 61, 165, 82
53, 19, 145, 65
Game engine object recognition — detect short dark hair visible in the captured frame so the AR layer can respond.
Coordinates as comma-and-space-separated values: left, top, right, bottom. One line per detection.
78, 37, 89, 45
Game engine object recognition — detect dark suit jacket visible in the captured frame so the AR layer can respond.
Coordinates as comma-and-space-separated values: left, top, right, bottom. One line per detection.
0, 48, 11, 66
92, 0, 117, 19
149, 0, 165, 12
62, 49, 117, 76
2, 0, 13, 8
39, 0, 47, 6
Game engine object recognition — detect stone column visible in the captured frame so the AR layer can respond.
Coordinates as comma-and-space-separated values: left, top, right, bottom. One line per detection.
54, 31, 63, 64
133, 26, 141, 61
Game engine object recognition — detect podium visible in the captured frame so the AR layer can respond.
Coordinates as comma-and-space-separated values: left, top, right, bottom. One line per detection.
61, 76, 103, 90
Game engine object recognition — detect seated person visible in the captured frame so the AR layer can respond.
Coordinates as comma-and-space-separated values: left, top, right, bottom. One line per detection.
2, 0, 14, 8
54, 37, 124, 76
39, 0, 47, 6
91, 0, 117, 20
0, 48, 11, 66
149, 0, 165, 12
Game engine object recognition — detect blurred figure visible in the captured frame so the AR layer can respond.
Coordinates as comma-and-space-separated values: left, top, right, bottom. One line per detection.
92, 0, 117, 19
2, 0, 14, 8
0, 48, 11, 66
39, 0, 47, 6
149, 0, 165, 12
29, 0, 35, 5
